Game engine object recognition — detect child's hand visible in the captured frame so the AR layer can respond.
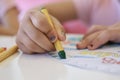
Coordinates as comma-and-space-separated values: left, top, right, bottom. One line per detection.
76, 24, 120, 50
16, 9, 66, 54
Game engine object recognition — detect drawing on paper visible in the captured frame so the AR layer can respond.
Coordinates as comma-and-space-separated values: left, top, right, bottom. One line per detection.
54, 34, 120, 74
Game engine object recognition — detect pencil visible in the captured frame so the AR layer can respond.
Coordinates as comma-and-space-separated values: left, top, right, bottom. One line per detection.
0, 47, 6, 53
41, 8, 66, 59
0, 45, 18, 62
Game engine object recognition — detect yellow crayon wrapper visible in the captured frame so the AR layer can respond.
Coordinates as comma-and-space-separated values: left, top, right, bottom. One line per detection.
0, 45, 18, 62
41, 8, 66, 59
41, 8, 54, 29
54, 40, 64, 51
0, 47, 6, 53
41, 8, 64, 51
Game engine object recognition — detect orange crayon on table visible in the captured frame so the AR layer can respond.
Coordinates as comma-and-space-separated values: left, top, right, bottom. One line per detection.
41, 8, 66, 59
0, 47, 6, 53
0, 45, 18, 62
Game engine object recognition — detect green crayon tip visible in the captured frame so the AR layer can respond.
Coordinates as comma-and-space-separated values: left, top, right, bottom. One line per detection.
58, 50, 66, 59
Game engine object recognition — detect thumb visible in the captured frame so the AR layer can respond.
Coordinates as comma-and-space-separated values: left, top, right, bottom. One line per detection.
52, 16, 66, 41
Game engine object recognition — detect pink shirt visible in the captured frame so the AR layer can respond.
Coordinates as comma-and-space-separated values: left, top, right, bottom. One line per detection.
1, 0, 120, 33
15, 0, 63, 20
0, 0, 63, 20
15, 0, 62, 12
1, 0, 120, 26
15, 0, 120, 27
74, 0, 120, 26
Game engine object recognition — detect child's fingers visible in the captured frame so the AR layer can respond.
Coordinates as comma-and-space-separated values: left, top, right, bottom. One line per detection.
76, 31, 99, 49
29, 10, 66, 42
88, 30, 110, 50
16, 41, 33, 54
20, 15, 55, 52
83, 25, 107, 39
17, 31, 50, 53
16, 28, 51, 54
77, 38, 92, 49
29, 11, 57, 42
52, 16, 66, 41
16, 32, 33, 54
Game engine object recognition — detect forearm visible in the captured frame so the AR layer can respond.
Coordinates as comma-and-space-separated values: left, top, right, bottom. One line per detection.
0, 25, 14, 35
44, 0, 77, 22
2, 7, 19, 35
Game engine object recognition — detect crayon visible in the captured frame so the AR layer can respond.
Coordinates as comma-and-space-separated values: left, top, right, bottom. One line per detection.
0, 45, 18, 62
0, 47, 6, 53
41, 8, 66, 59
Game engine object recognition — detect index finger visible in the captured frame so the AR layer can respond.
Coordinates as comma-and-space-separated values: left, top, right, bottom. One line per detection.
83, 25, 107, 40
29, 10, 59, 43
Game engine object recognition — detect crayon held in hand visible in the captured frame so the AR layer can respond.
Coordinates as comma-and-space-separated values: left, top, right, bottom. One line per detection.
41, 8, 66, 59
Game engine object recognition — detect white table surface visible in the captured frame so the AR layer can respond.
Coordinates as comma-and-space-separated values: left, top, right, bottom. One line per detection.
0, 36, 120, 80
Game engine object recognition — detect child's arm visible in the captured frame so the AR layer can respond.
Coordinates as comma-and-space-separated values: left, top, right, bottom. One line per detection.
77, 23, 120, 50
0, 0, 19, 35
44, 0, 77, 22
0, 7, 19, 35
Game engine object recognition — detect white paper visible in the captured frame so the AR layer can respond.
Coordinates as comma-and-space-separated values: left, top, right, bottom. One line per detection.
51, 34, 120, 74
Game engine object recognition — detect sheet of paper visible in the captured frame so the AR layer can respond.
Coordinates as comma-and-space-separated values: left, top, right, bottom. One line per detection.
51, 34, 120, 74
1, 35, 120, 74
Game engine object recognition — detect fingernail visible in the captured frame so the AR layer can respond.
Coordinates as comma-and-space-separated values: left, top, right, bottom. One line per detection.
49, 35, 56, 42
76, 43, 80, 49
90, 44, 93, 47
88, 44, 93, 50
76, 42, 82, 49
77, 41, 87, 49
